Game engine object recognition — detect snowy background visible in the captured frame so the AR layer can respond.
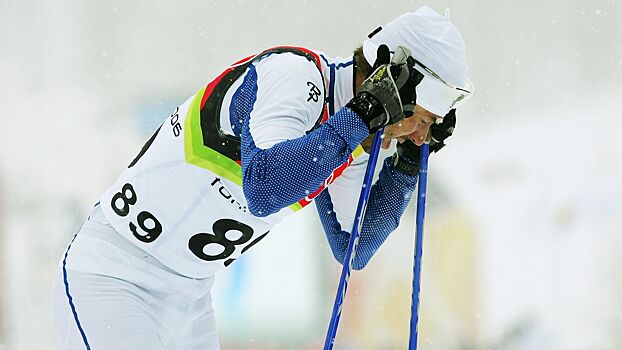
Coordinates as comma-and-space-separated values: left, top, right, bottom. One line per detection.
1, 0, 621, 349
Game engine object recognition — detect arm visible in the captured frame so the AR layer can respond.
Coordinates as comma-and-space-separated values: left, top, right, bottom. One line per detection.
315, 156, 418, 270
237, 53, 369, 216
316, 109, 458, 269
239, 46, 417, 217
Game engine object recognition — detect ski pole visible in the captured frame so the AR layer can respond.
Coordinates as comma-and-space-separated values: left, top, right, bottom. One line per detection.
323, 127, 385, 350
408, 143, 430, 350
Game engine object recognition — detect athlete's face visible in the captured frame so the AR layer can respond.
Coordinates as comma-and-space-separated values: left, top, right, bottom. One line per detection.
380, 105, 440, 148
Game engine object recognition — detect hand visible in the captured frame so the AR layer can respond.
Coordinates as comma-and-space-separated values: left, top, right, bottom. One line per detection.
347, 45, 424, 133
429, 108, 456, 153
392, 139, 422, 176
391, 109, 457, 176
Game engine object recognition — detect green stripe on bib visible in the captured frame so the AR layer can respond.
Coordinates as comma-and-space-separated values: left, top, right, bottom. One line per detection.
184, 89, 303, 213
184, 89, 243, 186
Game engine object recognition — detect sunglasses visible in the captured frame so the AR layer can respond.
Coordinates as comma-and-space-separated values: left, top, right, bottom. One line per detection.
409, 57, 475, 110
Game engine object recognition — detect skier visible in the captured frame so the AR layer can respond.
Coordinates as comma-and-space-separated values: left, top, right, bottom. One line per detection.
52, 6, 473, 349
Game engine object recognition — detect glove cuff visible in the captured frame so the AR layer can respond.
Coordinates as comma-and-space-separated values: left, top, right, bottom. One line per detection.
346, 92, 387, 133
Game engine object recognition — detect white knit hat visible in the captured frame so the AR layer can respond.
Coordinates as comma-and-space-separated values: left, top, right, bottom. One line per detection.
363, 7, 473, 117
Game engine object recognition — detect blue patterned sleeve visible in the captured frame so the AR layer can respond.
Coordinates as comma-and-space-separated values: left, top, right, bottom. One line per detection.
236, 63, 369, 217
315, 156, 419, 270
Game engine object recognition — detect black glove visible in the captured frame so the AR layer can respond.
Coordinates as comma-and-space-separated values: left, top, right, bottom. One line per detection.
429, 108, 456, 153
347, 45, 424, 133
392, 140, 422, 176
392, 109, 457, 176
395, 55, 423, 118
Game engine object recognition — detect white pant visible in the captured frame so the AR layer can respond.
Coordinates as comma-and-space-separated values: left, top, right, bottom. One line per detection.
52, 206, 220, 350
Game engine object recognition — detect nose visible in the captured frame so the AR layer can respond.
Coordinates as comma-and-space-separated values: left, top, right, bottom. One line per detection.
411, 133, 425, 146
410, 124, 431, 146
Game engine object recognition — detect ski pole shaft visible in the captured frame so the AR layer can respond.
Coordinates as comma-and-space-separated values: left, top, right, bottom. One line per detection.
324, 128, 385, 350
408, 143, 430, 350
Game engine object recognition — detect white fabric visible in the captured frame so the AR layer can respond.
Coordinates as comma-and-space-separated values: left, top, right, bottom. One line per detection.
52, 206, 219, 349
320, 53, 356, 110
249, 53, 325, 149
219, 76, 244, 135
325, 152, 367, 230
363, 6, 470, 116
